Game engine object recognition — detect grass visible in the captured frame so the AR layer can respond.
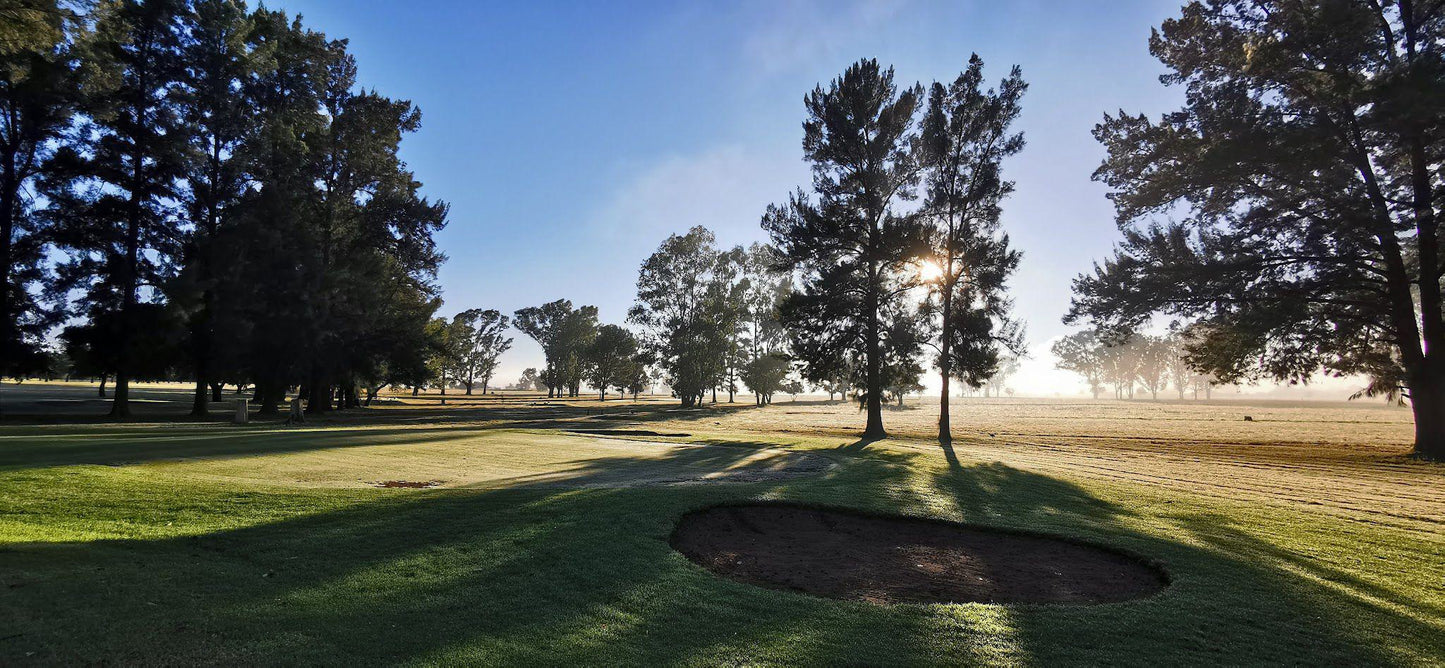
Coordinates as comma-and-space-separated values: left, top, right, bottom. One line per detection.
0, 384, 1441, 665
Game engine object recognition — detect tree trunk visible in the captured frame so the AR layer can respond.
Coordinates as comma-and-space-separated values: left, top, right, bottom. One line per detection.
210, 382, 224, 402
863, 279, 885, 439
1410, 366, 1445, 460
938, 287, 952, 443
257, 382, 279, 415
305, 369, 329, 414
190, 376, 208, 417
110, 371, 131, 418
0, 162, 15, 371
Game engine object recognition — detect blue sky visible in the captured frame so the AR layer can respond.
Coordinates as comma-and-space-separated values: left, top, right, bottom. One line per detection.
268, 0, 1197, 395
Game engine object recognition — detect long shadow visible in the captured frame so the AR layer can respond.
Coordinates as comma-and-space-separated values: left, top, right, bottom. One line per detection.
0, 392, 855, 472
917, 462, 1428, 665
0, 427, 1429, 664
0, 444, 849, 663
0, 424, 508, 471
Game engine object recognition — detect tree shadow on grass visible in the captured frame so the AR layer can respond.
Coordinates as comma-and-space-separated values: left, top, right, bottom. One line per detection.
916, 461, 1429, 666
0, 439, 1429, 665
0, 424, 505, 471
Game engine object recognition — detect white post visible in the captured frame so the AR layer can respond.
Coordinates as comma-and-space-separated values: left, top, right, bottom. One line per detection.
234, 398, 249, 424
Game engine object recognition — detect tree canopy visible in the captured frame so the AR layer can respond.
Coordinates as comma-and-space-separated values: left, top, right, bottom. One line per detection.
1067, 0, 1445, 458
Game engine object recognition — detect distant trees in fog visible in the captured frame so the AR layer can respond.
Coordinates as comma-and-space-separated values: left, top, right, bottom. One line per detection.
1053, 328, 1216, 401
438, 309, 512, 395
513, 300, 598, 398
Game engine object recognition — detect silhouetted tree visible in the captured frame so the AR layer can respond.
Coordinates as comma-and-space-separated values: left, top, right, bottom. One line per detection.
918, 54, 1026, 442
0, 0, 76, 377
1068, 0, 1445, 458
740, 353, 789, 406
515, 299, 597, 398
584, 323, 639, 401
173, 0, 254, 416
765, 59, 925, 438
1053, 329, 1106, 399
450, 308, 511, 394
47, 0, 190, 417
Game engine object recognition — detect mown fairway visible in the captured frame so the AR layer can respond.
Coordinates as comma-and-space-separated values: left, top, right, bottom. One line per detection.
0, 385, 1441, 665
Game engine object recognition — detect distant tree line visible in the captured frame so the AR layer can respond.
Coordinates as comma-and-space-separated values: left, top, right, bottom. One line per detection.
2, 1, 448, 417
1053, 328, 1217, 401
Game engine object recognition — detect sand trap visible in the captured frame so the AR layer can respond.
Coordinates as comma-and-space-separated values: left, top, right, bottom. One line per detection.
671, 504, 1167, 605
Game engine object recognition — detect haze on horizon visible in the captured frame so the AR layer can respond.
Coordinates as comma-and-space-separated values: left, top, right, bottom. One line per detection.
266, 0, 1378, 402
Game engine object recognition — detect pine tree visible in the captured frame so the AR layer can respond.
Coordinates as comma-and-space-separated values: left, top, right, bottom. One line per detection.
764, 59, 925, 439
48, 0, 189, 417
918, 54, 1026, 442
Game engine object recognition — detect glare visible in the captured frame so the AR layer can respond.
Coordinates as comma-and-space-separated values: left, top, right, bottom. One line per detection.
916, 260, 944, 283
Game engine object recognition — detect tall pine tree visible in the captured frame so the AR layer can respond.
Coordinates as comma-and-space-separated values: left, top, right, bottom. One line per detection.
764, 59, 924, 438
918, 54, 1026, 443
48, 0, 189, 417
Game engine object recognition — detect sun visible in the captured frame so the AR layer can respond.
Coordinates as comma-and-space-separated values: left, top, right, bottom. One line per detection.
916, 259, 944, 283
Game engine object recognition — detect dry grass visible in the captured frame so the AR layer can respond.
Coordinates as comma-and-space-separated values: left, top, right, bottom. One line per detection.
643, 397, 1439, 532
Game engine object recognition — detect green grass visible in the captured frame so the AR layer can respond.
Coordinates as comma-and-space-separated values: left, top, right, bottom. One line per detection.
0, 418, 1441, 665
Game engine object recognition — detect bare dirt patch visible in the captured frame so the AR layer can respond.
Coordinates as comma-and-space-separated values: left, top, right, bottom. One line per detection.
566, 428, 691, 437
671, 504, 1168, 605
374, 480, 441, 488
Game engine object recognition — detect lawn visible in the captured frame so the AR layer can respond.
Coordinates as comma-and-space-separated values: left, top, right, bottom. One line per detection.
0, 385, 1441, 665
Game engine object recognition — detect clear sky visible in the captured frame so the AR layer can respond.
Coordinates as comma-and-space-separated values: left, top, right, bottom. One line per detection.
263, 0, 1331, 397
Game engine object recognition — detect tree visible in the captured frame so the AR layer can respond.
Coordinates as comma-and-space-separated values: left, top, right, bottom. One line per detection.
740, 243, 790, 360
450, 308, 511, 394
1134, 335, 1171, 400
47, 0, 190, 418
1068, 0, 1445, 458
879, 298, 931, 406
516, 367, 542, 392
1165, 324, 1193, 400
297, 41, 447, 414
1052, 329, 1106, 399
227, 6, 330, 415
515, 299, 597, 397
1102, 337, 1139, 400
918, 54, 1026, 442
584, 324, 639, 401
740, 353, 789, 406
983, 354, 1020, 398
765, 59, 925, 439
629, 226, 736, 407
0, 0, 75, 377
173, 0, 255, 416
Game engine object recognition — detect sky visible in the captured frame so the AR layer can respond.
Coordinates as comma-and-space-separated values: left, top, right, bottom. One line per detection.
262, 0, 1360, 399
